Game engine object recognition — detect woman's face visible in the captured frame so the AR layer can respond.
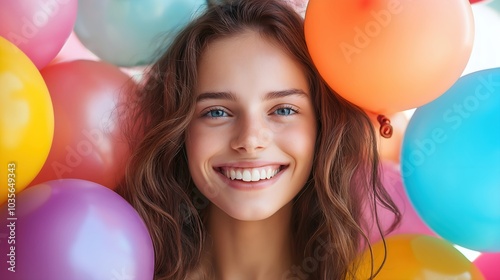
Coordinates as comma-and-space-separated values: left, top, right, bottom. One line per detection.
186, 31, 317, 221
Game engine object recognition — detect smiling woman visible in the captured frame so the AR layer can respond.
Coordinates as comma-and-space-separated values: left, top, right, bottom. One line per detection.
116, 0, 400, 279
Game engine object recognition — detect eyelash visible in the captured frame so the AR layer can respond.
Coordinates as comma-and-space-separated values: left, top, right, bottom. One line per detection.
201, 105, 299, 119
273, 105, 298, 116
202, 107, 230, 119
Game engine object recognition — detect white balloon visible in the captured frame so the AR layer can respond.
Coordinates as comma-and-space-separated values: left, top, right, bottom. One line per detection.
462, 4, 500, 75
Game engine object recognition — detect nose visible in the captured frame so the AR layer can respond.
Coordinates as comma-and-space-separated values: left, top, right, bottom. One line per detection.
230, 115, 272, 154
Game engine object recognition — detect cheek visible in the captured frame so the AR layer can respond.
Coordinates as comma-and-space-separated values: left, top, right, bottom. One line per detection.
185, 124, 224, 172
277, 121, 317, 167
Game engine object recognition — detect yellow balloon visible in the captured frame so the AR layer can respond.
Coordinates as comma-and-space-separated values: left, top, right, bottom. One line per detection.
0, 36, 54, 205
351, 234, 484, 279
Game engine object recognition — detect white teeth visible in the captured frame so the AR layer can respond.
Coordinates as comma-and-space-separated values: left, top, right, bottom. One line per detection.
221, 166, 282, 182
266, 169, 273, 179
251, 169, 261, 181
242, 170, 252, 182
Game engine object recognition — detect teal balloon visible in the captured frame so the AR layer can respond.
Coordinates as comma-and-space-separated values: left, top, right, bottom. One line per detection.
74, 0, 207, 67
401, 68, 500, 252
487, 0, 500, 13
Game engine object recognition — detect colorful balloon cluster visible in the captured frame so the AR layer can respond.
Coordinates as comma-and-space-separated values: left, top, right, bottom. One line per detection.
0, 0, 208, 278
1, 0, 499, 278
305, 0, 499, 277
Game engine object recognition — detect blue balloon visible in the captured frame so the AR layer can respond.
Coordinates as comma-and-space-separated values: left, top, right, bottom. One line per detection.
74, 0, 207, 67
401, 68, 500, 252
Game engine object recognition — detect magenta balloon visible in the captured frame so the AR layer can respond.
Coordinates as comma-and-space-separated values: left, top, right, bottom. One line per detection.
474, 253, 500, 279
0, 179, 154, 280
0, 0, 77, 69
367, 161, 435, 242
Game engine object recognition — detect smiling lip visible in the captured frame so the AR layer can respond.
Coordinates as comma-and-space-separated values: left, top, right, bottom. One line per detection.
214, 161, 288, 168
213, 162, 288, 190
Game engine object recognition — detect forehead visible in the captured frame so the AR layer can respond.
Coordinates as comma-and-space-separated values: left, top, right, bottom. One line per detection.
195, 30, 308, 96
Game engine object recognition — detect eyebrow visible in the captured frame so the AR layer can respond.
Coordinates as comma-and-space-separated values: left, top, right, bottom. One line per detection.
196, 88, 308, 102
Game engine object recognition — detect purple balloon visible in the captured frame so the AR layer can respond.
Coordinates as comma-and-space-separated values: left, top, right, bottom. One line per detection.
0, 179, 154, 280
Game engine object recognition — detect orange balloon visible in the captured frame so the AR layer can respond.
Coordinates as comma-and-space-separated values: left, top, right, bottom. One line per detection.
305, 0, 474, 114
30, 60, 134, 189
352, 234, 484, 279
368, 112, 408, 163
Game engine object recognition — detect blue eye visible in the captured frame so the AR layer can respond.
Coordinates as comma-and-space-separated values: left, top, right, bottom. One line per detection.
274, 106, 297, 116
205, 109, 228, 118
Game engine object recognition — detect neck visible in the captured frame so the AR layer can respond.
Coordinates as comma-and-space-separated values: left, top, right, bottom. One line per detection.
206, 203, 295, 280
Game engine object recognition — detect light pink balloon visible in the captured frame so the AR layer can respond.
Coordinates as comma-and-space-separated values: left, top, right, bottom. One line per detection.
0, 0, 77, 69
474, 253, 500, 279
367, 161, 435, 242
283, 0, 309, 17
51, 32, 99, 64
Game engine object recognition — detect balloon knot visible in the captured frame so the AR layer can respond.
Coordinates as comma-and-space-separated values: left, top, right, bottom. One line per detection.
377, 115, 393, 139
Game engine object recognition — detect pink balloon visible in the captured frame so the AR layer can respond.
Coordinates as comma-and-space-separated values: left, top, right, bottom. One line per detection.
0, 0, 77, 69
474, 253, 500, 279
30, 60, 134, 189
0, 179, 154, 280
367, 161, 435, 242
51, 32, 99, 64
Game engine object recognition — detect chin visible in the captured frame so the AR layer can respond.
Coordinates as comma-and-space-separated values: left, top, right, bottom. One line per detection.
211, 198, 290, 222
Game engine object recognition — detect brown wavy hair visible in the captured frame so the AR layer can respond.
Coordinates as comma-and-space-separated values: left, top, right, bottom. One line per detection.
117, 0, 400, 279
